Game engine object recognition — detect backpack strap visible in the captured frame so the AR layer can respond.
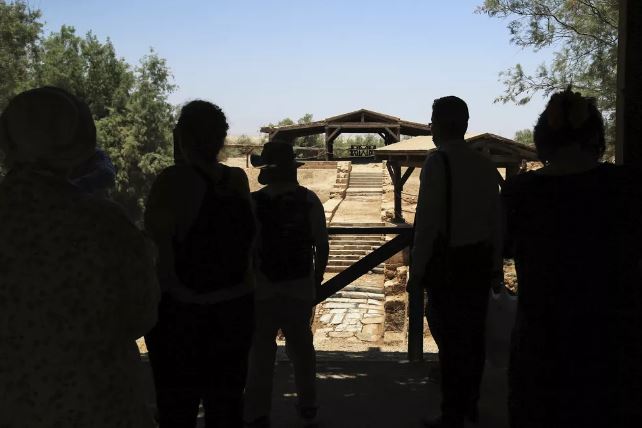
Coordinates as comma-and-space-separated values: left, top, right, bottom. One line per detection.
437, 151, 452, 245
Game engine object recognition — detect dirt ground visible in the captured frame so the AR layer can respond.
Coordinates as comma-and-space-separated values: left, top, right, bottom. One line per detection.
221, 157, 337, 203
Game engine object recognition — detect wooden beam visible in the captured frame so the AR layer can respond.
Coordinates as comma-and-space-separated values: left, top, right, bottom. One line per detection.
315, 231, 413, 304
386, 162, 397, 186
616, 0, 642, 166
384, 127, 401, 142
327, 122, 402, 129
399, 167, 415, 187
325, 127, 341, 143
391, 161, 403, 221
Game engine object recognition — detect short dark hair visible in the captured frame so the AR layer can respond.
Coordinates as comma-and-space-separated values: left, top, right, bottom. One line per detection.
432, 96, 469, 136
175, 100, 228, 162
534, 88, 605, 162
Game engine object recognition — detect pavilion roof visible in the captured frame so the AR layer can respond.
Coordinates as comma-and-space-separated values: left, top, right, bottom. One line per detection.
374, 132, 539, 167
260, 108, 431, 140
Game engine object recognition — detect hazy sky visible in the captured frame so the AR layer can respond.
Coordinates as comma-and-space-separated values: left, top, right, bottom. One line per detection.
35, 0, 556, 138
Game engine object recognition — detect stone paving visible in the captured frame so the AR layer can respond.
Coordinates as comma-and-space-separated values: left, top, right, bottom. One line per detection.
314, 273, 386, 344
315, 164, 389, 346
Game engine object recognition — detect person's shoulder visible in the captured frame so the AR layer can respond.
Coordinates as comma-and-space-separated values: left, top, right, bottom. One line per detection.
502, 171, 539, 195
302, 186, 323, 205
79, 196, 142, 239
154, 164, 201, 186
421, 150, 446, 173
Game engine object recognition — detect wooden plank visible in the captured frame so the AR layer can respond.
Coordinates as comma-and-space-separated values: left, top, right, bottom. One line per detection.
399, 166, 415, 187
327, 122, 402, 129
315, 232, 413, 304
616, 0, 642, 166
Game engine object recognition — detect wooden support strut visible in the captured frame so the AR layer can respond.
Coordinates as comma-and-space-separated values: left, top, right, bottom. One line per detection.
315, 230, 413, 304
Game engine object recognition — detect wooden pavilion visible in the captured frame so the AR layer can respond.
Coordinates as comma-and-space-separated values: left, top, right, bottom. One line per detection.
260, 109, 431, 160
374, 133, 539, 221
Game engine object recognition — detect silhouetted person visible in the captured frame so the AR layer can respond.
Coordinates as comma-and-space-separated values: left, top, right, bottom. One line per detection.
69, 147, 116, 197
0, 87, 159, 428
243, 141, 329, 428
144, 101, 256, 427
502, 88, 642, 428
407, 96, 502, 428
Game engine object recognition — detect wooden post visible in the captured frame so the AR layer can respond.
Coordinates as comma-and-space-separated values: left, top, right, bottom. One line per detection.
616, 0, 642, 166
407, 287, 424, 362
325, 127, 340, 160
390, 161, 403, 222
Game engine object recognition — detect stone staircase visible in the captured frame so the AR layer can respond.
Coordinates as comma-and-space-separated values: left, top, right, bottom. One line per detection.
345, 170, 383, 196
326, 222, 386, 274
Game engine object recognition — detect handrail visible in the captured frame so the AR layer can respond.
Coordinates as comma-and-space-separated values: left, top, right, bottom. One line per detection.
315, 225, 422, 361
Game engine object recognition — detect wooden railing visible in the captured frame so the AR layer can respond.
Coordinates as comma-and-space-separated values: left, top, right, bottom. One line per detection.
315, 225, 424, 361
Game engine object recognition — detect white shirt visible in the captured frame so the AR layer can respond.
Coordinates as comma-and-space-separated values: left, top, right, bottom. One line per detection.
410, 139, 502, 281
252, 183, 328, 302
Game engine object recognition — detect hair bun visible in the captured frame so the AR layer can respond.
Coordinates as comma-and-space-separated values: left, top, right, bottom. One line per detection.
546, 87, 593, 131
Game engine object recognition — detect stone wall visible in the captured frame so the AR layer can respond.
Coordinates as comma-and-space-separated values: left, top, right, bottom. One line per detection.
382, 265, 409, 345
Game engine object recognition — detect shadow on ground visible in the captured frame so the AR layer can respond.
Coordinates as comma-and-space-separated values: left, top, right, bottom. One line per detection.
141, 347, 509, 428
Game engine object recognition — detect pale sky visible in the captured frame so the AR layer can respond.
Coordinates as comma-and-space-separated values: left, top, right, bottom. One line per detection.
35, 0, 556, 138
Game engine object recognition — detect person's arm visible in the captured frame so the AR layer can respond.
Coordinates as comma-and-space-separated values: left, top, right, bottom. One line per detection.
408, 154, 445, 289
489, 189, 504, 292
144, 169, 181, 293
309, 192, 329, 285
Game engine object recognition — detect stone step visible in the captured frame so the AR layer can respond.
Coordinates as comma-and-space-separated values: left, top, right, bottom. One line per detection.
329, 222, 386, 227
330, 235, 386, 245
346, 188, 383, 194
329, 254, 362, 261
331, 290, 385, 300
328, 259, 385, 267
329, 235, 384, 241
329, 245, 380, 251
343, 284, 385, 293
326, 265, 385, 274
329, 249, 371, 255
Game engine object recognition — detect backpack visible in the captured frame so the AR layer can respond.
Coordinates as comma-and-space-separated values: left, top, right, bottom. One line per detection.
252, 186, 313, 282
173, 166, 255, 294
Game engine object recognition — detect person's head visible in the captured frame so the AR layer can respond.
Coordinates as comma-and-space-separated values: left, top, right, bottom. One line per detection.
431, 96, 469, 145
533, 88, 605, 163
0, 86, 96, 175
174, 100, 228, 166
250, 139, 303, 185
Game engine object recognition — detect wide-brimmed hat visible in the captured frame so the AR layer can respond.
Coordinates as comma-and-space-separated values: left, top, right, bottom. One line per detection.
250, 140, 304, 169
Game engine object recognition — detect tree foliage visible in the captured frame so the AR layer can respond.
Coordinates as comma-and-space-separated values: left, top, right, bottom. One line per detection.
514, 128, 534, 145
477, 1, 618, 125
0, 0, 42, 110
0, 2, 176, 224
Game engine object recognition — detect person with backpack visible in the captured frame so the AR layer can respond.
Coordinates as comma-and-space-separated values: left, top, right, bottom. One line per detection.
243, 141, 329, 428
144, 100, 256, 428
406, 97, 503, 428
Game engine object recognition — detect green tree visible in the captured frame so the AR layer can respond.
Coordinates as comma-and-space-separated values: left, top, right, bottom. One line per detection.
35, 25, 133, 118
0, 0, 42, 111
99, 51, 176, 223
296, 113, 323, 147
514, 128, 534, 146
477, 1, 618, 127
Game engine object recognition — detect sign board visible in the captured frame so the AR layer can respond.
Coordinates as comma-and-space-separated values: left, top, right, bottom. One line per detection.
349, 145, 376, 157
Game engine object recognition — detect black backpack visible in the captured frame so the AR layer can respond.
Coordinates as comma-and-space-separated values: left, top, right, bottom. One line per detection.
252, 186, 313, 282
173, 166, 255, 294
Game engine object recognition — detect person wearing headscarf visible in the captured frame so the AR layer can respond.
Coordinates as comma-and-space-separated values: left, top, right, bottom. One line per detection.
502, 88, 642, 427
69, 147, 117, 197
0, 86, 160, 428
